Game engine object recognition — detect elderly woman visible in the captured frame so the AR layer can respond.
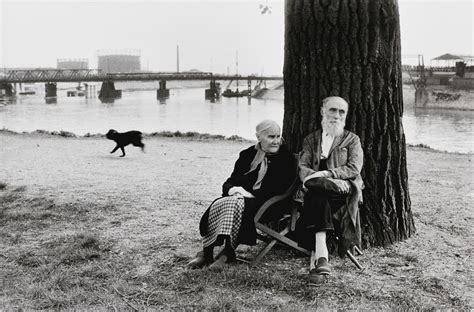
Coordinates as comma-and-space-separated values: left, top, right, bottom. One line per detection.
188, 120, 296, 270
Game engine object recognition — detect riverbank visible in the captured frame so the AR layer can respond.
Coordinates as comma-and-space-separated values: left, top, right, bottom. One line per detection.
254, 85, 474, 111
2, 128, 471, 155
415, 86, 474, 111
0, 132, 473, 310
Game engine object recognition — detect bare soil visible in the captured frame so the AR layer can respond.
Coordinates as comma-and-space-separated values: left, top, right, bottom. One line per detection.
0, 131, 472, 310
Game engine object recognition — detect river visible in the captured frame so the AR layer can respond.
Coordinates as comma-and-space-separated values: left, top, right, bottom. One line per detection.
0, 83, 472, 153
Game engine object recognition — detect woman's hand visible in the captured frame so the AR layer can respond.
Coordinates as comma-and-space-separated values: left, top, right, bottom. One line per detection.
228, 186, 255, 198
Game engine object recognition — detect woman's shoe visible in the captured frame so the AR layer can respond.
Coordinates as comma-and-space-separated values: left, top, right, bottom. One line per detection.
208, 255, 228, 271
187, 251, 211, 269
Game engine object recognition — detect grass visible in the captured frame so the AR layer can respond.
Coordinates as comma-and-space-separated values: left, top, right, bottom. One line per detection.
0, 180, 472, 310
0, 128, 249, 142
147, 130, 247, 141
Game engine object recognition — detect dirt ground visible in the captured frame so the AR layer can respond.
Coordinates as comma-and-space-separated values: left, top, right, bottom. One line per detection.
0, 131, 472, 310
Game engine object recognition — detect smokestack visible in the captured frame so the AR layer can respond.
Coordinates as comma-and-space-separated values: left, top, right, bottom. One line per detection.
177, 45, 180, 73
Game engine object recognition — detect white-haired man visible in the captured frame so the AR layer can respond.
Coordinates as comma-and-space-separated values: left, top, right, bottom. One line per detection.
296, 96, 364, 283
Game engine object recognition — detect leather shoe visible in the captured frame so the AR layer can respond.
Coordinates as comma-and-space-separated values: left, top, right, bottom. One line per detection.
187, 251, 211, 269
208, 254, 229, 271
314, 257, 331, 275
308, 269, 327, 284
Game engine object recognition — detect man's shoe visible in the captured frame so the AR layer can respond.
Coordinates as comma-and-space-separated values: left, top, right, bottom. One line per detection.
314, 257, 331, 275
308, 269, 327, 284
187, 251, 211, 269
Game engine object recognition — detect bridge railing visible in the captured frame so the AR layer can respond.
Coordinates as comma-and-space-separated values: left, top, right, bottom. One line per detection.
104, 71, 214, 81
0, 69, 105, 83
402, 65, 457, 73
0, 69, 283, 83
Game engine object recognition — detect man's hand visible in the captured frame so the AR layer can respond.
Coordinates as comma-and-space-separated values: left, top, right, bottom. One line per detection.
228, 186, 255, 198
327, 178, 351, 194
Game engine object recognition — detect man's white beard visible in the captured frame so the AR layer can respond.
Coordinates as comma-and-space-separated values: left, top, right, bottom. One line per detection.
322, 115, 345, 137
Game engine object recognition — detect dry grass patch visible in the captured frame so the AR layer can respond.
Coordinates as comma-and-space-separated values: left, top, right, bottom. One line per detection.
0, 140, 472, 310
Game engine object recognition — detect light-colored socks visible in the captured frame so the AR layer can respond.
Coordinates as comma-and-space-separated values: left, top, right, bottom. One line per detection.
315, 231, 328, 261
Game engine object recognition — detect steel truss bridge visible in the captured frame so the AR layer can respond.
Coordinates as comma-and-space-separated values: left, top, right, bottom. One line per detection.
0, 69, 282, 83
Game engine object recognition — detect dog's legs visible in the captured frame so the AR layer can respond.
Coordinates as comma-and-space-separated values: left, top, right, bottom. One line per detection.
132, 141, 145, 152
120, 147, 126, 157
110, 145, 119, 154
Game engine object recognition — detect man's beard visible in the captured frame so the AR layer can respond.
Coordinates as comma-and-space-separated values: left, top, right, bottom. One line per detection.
322, 115, 345, 137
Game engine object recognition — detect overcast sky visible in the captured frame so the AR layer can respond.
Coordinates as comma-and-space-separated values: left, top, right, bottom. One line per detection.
0, 0, 472, 74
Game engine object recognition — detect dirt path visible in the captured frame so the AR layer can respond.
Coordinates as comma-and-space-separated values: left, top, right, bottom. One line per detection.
1, 131, 473, 309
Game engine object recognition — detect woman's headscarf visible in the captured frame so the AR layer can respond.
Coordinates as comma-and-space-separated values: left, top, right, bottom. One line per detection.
246, 120, 281, 190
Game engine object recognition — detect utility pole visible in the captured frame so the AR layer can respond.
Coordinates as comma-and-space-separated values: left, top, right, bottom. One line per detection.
235, 50, 238, 76
236, 50, 239, 91
177, 45, 180, 73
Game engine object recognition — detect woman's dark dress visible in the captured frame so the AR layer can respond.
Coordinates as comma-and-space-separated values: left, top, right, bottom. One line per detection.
199, 144, 296, 246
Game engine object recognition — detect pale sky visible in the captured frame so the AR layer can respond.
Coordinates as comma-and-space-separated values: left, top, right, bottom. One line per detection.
1, 0, 472, 75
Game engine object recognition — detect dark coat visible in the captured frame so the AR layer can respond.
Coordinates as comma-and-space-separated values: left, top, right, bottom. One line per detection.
200, 144, 296, 246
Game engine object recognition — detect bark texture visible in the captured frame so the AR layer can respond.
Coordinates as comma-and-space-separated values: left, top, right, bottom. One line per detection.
283, 0, 415, 247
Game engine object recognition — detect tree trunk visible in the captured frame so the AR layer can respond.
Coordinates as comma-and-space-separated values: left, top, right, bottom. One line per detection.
283, 0, 415, 247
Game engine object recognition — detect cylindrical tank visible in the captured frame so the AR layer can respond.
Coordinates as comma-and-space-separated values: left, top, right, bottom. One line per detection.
57, 59, 89, 69
97, 53, 141, 73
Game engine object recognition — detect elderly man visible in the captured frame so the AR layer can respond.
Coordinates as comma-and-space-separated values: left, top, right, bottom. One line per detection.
296, 96, 364, 283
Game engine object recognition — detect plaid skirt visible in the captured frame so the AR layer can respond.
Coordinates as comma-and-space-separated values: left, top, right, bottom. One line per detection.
202, 195, 245, 249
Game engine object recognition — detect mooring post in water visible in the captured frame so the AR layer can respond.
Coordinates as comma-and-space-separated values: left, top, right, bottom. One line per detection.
414, 87, 429, 107
247, 78, 252, 97
414, 56, 429, 107
45, 82, 57, 98
414, 72, 429, 107
99, 81, 122, 100
157, 79, 170, 99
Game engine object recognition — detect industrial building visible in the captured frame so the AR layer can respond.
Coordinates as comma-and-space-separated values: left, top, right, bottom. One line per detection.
97, 50, 141, 73
57, 59, 89, 70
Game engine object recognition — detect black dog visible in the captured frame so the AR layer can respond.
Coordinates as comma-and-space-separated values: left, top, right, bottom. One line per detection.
106, 129, 145, 157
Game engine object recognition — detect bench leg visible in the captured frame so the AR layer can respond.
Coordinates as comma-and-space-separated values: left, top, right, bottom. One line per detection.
256, 224, 311, 256
252, 239, 277, 266
354, 245, 363, 256
346, 249, 364, 271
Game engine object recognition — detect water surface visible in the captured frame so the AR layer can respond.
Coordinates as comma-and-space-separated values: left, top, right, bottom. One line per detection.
0, 84, 472, 153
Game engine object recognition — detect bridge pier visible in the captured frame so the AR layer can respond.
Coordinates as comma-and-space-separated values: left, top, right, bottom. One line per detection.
99, 81, 122, 100
45, 97, 57, 104
157, 80, 170, 99
45, 82, 57, 98
205, 80, 220, 99
0, 83, 14, 96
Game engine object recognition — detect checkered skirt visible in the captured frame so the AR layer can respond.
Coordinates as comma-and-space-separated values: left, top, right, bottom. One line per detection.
202, 195, 245, 249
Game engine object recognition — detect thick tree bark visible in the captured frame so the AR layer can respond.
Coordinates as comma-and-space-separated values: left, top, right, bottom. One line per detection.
283, 0, 415, 247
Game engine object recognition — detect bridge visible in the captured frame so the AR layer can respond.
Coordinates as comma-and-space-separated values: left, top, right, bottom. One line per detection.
0, 69, 282, 83
0, 69, 282, 100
